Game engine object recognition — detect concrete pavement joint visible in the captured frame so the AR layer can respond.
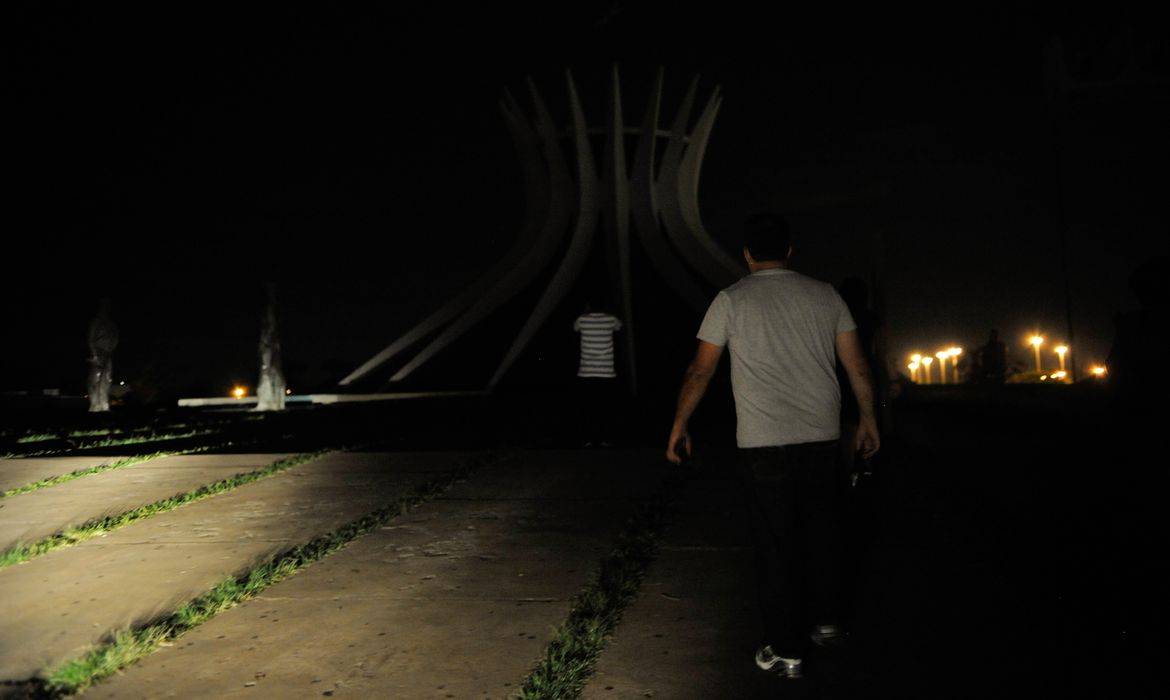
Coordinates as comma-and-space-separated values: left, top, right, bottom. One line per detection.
1, 428, 226, 460
0, 443, 232, 500
0, 448, 329, 570
517, 471, 679, 699
27, 450, 510, 697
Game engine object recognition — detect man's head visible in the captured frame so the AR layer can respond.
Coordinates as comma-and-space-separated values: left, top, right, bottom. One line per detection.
742, 212, 792, 268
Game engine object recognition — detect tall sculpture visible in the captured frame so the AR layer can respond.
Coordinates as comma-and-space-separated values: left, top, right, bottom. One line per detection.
86, 298, 118, 412
342, 66, 742, 393
255, 283, 286, 411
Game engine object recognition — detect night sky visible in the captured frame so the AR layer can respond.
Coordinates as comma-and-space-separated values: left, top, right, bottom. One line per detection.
6, 4, 1168, 400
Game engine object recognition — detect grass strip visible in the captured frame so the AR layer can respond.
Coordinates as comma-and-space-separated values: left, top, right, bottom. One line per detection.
517, 479, 675, 699
0, 444, 230, 500
37, 450, 507, 696
2, 428, 224, 459
15, 433, 58, 444
0, 449, 328, 569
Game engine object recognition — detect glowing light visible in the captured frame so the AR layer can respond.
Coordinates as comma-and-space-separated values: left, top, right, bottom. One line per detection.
1054, 344, 1069, 371
947, 347, 963, 383
935, 350, 950, 384
1052, 370, 1068, 381
1028, 334, 1044, 372
285, 388, 292, 395
232, 386, 247, 399
1040, 375, 1048, 381
921, 355, 934, 385
910, 353, 922, 363
1091, 365, 1107, 377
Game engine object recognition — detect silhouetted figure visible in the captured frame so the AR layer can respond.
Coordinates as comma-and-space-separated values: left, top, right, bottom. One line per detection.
256, 284, 286, 412
977, 329, 1008, 384
86, 298, 118, 412
1108, 256, 1169, 420
574, 301, 623, 446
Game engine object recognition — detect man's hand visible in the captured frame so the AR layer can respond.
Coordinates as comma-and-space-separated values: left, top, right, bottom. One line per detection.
854, 417, 880, 459
666, 340, 723, 465
666, 422, 692, 464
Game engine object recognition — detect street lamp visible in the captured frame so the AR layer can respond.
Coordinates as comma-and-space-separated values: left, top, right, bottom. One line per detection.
1054, 345, 1068, 372
907, 361, 920, 383
1029, 335, 1044, 373
935, 350, 950, 384
1090, 365, 1107, 378
232, 386, 247, 399
948, 347, 963, 383
921, 356, 934, 385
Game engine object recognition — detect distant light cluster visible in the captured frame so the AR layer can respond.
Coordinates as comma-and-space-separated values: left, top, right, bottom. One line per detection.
905, 331, 1109, 384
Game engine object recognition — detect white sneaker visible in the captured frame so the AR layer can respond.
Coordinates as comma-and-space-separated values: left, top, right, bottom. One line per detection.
754, 645, 803, 678
810, 624, 847, 648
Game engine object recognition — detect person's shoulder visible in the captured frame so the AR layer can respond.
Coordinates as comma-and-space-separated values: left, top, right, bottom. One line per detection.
722, 275, 756, 296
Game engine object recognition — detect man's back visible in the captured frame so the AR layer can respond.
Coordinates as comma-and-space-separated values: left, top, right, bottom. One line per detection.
698, 269, 855, 447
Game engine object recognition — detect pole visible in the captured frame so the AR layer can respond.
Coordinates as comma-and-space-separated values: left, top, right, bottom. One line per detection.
1047, 72, 1078, 381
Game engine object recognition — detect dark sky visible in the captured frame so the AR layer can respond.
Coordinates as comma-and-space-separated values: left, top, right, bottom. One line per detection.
5, 4, 1168, 398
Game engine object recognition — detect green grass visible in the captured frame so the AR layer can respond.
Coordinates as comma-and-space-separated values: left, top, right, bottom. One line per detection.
38, 451, 507, 696
15, 433, 58, 444
2, 427, 224, 459
517, 488, 672, 699
0, 445, 225, 500
0, 450, 329, 569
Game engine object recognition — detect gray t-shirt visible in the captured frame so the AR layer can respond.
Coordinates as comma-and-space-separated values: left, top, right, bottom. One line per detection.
697, 268, 856, 448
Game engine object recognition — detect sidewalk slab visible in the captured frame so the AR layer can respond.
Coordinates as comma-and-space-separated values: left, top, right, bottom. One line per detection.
92, 449, 666, 699
0, 451, 476, 680
583, 476, 784, 699
0, 454, 291, 550
0, 456, 131, 494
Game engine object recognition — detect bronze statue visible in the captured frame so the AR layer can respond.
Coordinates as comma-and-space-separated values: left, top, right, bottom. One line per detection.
86, 298, 118, 412
256, 283, 286, 411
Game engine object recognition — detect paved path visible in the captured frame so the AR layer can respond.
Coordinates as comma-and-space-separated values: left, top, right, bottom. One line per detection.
0, 454, 292, 550
0, 451, 472, 680
0, 456, 132, 494
584, 470, 784, 699
93, 450, 665, 699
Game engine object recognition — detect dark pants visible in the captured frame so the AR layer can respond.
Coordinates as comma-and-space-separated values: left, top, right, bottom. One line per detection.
576, 377, 619, 444
739, 440, 846, 658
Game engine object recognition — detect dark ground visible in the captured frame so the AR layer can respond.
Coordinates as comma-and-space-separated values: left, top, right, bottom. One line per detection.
2, 384, 1164, 697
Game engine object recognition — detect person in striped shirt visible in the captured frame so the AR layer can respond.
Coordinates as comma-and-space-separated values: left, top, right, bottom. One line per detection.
574, 303, 623, 445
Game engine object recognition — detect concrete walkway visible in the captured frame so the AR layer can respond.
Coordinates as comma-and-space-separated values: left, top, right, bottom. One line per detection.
0, 451, 473, 680
0, 456, 132, 494
0, 454, 292, 550
93, 450, 665, 699
584, 470, 784, 699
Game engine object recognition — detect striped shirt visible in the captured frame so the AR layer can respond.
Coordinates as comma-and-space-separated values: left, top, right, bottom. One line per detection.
574, 312, 623, 378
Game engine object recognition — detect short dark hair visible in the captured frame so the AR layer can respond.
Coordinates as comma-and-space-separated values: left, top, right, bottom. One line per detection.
743, 212, 791, 262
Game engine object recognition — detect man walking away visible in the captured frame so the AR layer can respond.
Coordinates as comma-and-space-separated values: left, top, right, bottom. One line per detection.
665, 213, 880, 680
574, 302, 623, 446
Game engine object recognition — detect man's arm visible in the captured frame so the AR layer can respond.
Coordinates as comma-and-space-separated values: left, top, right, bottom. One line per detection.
836, 329, 880, 459
666, 340, 724, 464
